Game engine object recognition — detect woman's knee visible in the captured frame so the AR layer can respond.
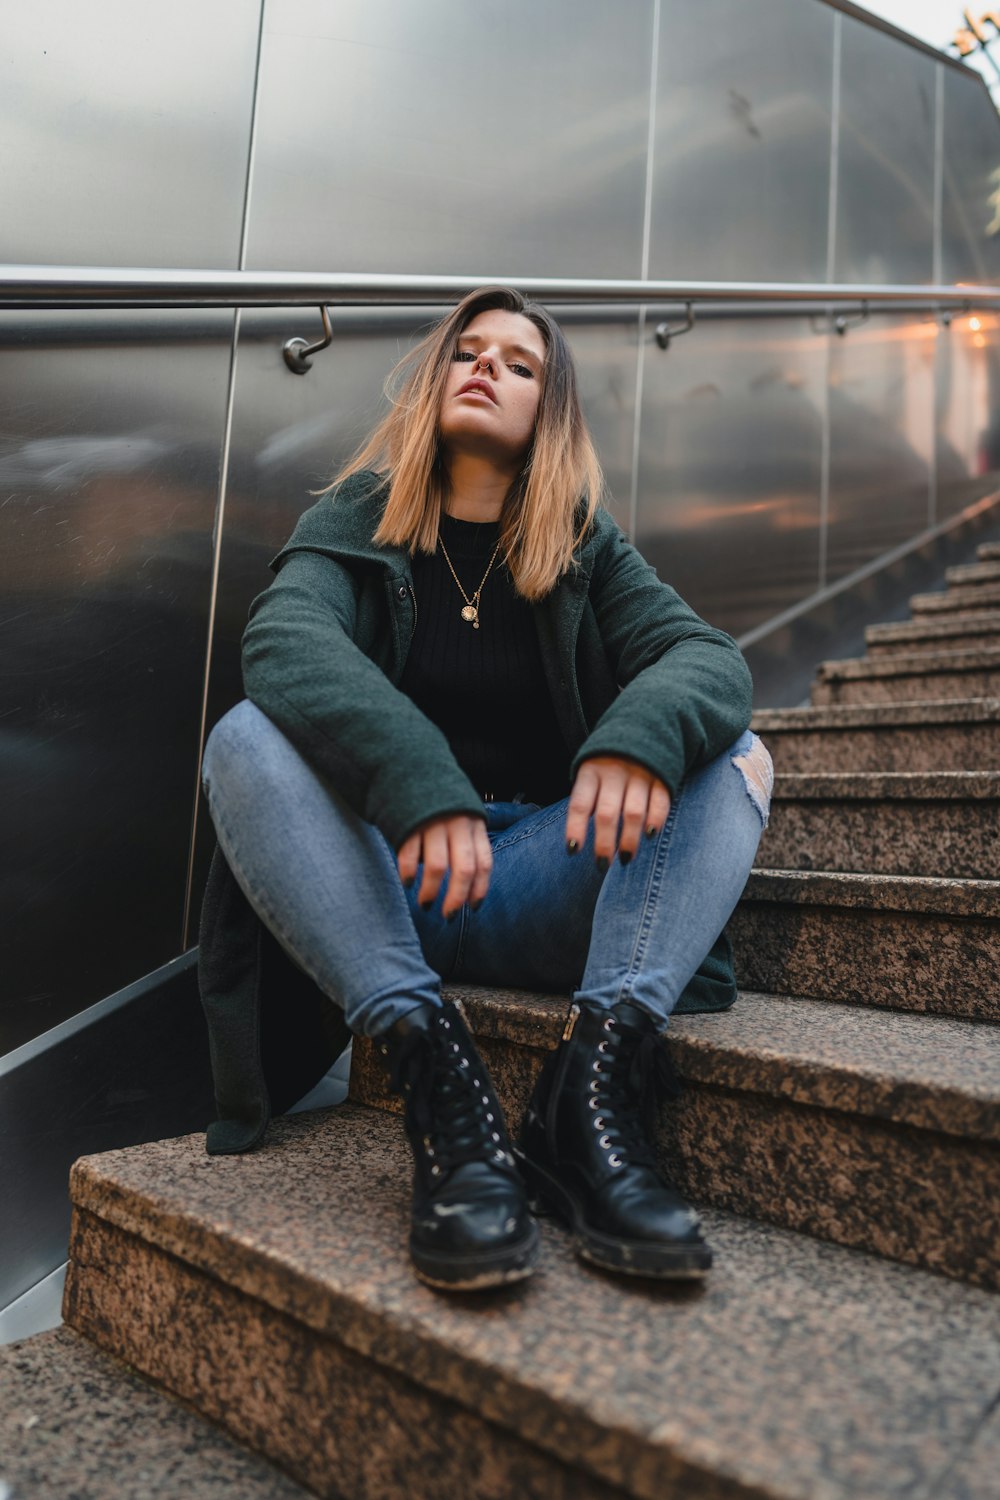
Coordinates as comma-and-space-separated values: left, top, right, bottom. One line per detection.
201, 699, 278, 795
727, 730, 773, 828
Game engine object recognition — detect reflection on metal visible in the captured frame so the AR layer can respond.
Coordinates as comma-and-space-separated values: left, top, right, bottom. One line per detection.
282, 303, 333, 374
654, 303, 695, 350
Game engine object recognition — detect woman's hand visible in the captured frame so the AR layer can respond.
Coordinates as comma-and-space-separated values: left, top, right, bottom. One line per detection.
397, 815, 493, 919
566, 757, 671, 866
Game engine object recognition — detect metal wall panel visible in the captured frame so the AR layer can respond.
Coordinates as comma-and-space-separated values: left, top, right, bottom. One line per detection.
245, 0, 653, 275
650, 0, 835, 283
941, 68, 1000, 287
633, 315, 826, 639
0, 310, 232, 1054
826, 313, 935, 583
936, 310, 1000, 519
0, 0, 261, 267
834, 16, 935, 285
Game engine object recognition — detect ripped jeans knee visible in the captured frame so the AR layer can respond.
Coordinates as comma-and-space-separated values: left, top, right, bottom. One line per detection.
730, 730, 773, 827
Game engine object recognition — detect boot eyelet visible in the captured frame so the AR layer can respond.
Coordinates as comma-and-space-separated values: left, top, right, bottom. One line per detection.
593, 1116, 605, 1130
473, 1078, 480, 1088
599, 1134, 612, 1149
597, 1040, 610, 1053
442, 1019, 451, 1029
603, 1017, 615, 1032
431, 1164, 442, 1176
486, 1113, 494, 1123
379, 1044, 388, 1056
592, 1060, 603, 1074
452, 1042, 460, 1053
492, 1132, 501, 1142
482, 1095, 490, 1105
588, 1096, 600, 1109
459, 1058, 469, 1069
608, 1152, 623, 1168
588, 1080, 600, 1093
494, 1149, 506, 1163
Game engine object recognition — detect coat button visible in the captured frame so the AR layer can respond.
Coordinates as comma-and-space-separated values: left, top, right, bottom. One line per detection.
397, 585, 407, 600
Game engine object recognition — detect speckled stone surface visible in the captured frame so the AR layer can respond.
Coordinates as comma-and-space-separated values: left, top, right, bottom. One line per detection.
760, 772, 1000, 877
732, 872, 1000, 1019
947, 560, 1000, 588
0, 1326, 309, 1498
911, 583, 1000, 614
811, 648, 1000, 705
866, 613, 1000, 655
979, 542, 1000, 561
351, 988, 999, 1282
751, 698, 1000, 772
63, 1106, 1000, 1499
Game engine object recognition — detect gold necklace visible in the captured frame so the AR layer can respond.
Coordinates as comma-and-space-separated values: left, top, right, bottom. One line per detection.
437, 532, 504, 629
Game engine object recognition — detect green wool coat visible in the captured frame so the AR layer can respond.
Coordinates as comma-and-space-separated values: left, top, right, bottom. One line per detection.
199, 471, 754, 1154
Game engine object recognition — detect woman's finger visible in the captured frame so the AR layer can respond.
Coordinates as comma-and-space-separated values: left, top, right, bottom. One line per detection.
617, 771, 651, 863
469, 819, 493, 908
441, 818, 479, 919
565, 762, 599, 853
592, 764, 627, 865
416, 822, 450, 910
646, 779, 672, 838
396, 830, 423, 890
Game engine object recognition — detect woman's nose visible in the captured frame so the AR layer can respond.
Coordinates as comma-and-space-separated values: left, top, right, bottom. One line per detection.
475, 350, 497, 375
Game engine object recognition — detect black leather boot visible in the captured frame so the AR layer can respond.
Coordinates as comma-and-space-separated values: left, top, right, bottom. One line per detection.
516, 999, 711, 1278
378, 1000, 539, 1290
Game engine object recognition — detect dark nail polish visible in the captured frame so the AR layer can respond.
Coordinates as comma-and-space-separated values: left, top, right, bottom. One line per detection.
645, 825, 657, 839
445, 910, 458, 925
420, 898, 434, 912
402, 875, 415, 890
566, 839, 579, 856
619, 849, 632, 866
596, 855, 609, 873
470, 898, 484, 913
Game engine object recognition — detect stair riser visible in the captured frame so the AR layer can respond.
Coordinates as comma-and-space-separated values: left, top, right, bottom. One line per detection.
758, 722, 997, 773
759, 799, 1000, 879
978, 542, 1000, 561
64, 1210, 626, 1500
811, 668, 1000, 704
729, 903, 999, 1020
946, 561, 1000, 587
351, 1026, 997, 1284
867, 625, 1000, 655
911, 587, 1000, 614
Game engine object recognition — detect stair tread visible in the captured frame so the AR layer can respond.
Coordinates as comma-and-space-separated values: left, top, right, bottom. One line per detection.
946, 561, 1000, 587
753, 697, 1000, 729
911, 585, 1000, 612
744, 866, 999, 917
866, 613, 1000, 642
816, 647, 1000, 681
0, 1326, 310, 1498
771, 770, 1000, 799
440, 985, 1000, 1140
68, 1105, 1000, 1500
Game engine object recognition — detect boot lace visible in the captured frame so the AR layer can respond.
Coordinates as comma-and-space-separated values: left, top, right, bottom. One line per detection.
592, 1027, 683, 1170
392, 1028, 512, 1179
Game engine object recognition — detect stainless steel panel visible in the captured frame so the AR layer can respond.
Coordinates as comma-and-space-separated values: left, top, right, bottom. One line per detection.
246, 0, 653, 275
634, 315, 826, 639
826, 313, 934, 583
936, 310, 1000, 519
941, 67, 1000, 286
1, 0, 260, 267
650, 0, 835, 284
834, 16, 935, 285
0, 309, 232, 1054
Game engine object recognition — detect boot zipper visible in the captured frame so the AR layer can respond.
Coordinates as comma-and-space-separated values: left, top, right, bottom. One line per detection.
562, 1003, 580, 1041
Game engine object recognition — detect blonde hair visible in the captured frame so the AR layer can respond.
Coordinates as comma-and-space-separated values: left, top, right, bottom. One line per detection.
328, 287, 604, 600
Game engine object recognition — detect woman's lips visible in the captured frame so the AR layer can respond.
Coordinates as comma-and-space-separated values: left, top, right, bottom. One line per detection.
457, 378, 497, 404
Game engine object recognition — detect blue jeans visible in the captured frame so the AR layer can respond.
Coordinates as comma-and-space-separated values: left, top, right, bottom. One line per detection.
201, 700, 771, 1038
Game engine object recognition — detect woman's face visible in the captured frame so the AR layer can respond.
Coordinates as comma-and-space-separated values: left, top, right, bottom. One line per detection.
438, 309, 547, 471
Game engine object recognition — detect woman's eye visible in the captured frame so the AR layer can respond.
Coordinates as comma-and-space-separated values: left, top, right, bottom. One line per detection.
510, 362, 534, 379
454, 349, 475, 363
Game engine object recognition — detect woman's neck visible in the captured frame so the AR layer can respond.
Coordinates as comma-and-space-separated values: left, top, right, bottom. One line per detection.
441, 452, 514, 523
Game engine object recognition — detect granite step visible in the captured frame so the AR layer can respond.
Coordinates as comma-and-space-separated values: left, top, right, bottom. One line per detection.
0, 1325, 311, 1499
62, 1103, 1000, 1500
865, 613, 1000, 655
730, 870, 999, 1020
810, 647, 1000, 705
910, 583, 1000, 615
978, 541, 1000, 561
758, 772, 1000, 878
349, 986, 1000, 1284
751, 699, 1000, 773
946, 560, 1000, 588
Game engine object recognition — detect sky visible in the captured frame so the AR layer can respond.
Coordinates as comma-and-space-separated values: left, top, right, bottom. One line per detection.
859, 0, 1000, 98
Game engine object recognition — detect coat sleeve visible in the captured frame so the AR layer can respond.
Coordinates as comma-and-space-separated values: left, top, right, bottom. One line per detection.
241, 548, 484, 849
570, 521, 753, 796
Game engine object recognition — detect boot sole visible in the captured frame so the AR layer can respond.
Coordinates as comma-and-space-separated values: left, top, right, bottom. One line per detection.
411, 1221, 541, 1292
515, 1148, 712, 1280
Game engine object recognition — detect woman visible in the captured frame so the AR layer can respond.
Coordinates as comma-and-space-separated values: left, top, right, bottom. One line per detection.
200, 286, 772, 1293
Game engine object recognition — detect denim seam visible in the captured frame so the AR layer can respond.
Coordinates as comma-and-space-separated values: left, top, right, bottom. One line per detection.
486, 799, 569, 854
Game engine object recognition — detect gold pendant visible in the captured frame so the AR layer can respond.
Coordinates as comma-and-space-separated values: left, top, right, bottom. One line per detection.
461, 605, 478, 624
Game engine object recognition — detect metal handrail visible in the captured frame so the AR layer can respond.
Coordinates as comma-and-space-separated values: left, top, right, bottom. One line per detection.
1, 265, 999, 310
